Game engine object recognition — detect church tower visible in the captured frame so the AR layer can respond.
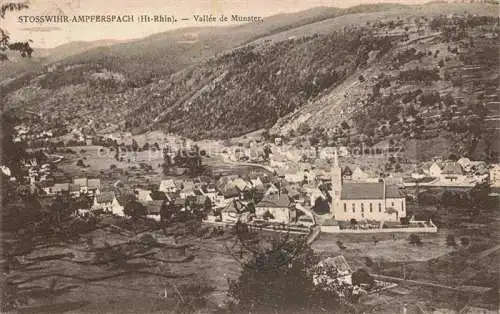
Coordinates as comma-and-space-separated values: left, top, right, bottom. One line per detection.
331, 150, 342, 200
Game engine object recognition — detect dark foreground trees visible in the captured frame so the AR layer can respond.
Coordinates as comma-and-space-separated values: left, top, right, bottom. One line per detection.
225, 235, 355, 313
1, 2, 33, 60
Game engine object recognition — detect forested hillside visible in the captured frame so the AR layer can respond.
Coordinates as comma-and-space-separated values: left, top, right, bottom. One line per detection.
1, 3, 498, 159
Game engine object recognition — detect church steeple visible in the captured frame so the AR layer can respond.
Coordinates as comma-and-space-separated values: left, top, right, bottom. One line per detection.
333, 149, 339, 168
331, 150, 342, 199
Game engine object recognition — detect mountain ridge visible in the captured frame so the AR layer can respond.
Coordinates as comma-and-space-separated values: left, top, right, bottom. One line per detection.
2, 2, 499, 160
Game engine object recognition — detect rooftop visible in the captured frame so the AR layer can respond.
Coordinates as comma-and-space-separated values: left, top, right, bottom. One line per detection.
96, 192, 115, 204
256, 192, 293, 208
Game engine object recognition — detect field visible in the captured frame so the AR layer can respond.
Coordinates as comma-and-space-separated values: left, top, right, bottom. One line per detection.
3, 220, 242, 313
56, 144, 271, 188
312, 201, 500, 312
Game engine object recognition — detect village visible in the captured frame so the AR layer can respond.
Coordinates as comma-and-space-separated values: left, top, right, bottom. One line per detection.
1, 6, 499, 311
3, 122, 499, 312
8, 120, 498, 232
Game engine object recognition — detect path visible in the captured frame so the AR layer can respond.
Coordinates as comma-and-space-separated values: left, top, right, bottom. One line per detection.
372, 274, 491, 295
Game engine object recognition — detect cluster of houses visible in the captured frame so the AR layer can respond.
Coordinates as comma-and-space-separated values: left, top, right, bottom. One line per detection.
58, 150, 408, 227
41, 177, 125, 215
410, 156, 491, 187
13, 124, 54, 143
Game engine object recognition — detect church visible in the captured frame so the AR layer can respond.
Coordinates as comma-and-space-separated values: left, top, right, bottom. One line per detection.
330, 152, 406, 222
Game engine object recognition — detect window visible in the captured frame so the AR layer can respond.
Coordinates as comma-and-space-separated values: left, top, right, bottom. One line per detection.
401, 201, 404, 211
369, 203, 373, 212
361, 203, 364, 212
344, 203, 347, 212
352, 203, 355, 212
378, 203, 382, 212
392, 202, 394, 207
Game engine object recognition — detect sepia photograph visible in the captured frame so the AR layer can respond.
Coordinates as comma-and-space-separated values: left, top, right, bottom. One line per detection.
0, 0, 499, 313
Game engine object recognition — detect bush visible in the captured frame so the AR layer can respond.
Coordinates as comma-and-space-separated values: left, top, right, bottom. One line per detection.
409, 234, 422, 246
460, 237, 470, 246
262, 211, 274, 220
336, 240, 346, 250
365, 256, 373, 267
139, 233, 157, 246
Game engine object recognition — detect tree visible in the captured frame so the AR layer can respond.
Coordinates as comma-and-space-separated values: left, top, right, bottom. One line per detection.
160, 200, 174, 222
203, 197, 212, 212
227, 240, 354, 313
263, 145, 272, 161
394, 162, 402, 172
469, 182, 491, 210
124, 200, 147, 221
262, 210, 274, 220
131, 139, 139, 152
408, 234, 422, 246
1, 2, 33, 61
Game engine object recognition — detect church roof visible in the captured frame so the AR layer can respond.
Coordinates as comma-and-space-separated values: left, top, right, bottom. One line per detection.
341, 182, 384, 200
340, 182, 404, 200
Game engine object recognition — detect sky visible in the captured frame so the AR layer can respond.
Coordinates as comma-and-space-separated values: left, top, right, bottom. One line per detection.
1, 0, 435, 48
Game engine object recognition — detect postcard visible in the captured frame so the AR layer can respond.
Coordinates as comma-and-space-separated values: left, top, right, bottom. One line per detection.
1, 0, 499, 313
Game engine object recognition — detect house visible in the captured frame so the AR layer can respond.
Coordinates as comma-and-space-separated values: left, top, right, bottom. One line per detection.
92, 192, 124, 216
150, 190, 168, 202
186, 195, 210, 211
159, 179, 177, 193
221, 200, 244, 223
144, 200, 164, 221
200, 184, 220, 203
342, 166, 353, 180
179, 181, 196, 199
69, 183, 81, 198
490, 164, 500, 187
135, 188, 153, 202
264, 183, 280, 196
313, 255, 353, 287
284, 173, 303, 183
304, 186, 327, 206
250, 177, 264, 190
73, 178, 101, 195
457, 157, 472, 172
440, 162, 465, 182
330, 152, 406, 222
230, 178, 251, 191
255, 190, 296, 224
429, 162, 443, 178
46, 183, 70, 195
351, 167, 369, 182
203, 210, 222, 223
